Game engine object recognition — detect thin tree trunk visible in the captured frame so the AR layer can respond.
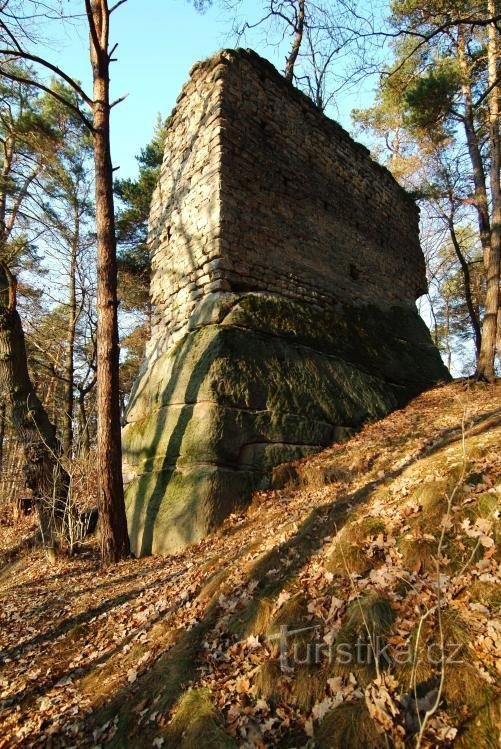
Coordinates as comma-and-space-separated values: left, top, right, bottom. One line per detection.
87, 0, 129, 563
44, 348, 62, 429
0, 264, 69, 542
477, 0, 500, 381
428, 293, 439, 348
458, 33, 492, 270
284, 0, 305, 82
77, 388, 90, 456
448, 220, 482, 356
0, 139, 14, 245
62, 216, 78, 457
444, 298, 452, 371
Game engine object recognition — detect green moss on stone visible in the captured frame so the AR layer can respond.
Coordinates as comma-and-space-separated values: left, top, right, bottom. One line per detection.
125, 466, 254, 556
123, 292, 449, 556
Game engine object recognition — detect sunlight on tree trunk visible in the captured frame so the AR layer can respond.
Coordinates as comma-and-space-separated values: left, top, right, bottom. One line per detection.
477, 0, 500, 381
87, 0, 130, 563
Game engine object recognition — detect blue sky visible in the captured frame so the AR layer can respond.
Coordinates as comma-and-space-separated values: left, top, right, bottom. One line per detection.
46, 0, 378, 180
28, 1, 458, 371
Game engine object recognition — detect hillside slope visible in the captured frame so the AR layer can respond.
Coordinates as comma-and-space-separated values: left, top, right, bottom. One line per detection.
0, 382, 499, 748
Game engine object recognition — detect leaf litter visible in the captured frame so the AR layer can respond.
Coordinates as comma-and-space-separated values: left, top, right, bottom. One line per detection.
0, 382, 499, 747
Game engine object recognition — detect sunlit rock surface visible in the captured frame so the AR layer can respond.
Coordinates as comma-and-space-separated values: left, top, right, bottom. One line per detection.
122, 50, 449, 556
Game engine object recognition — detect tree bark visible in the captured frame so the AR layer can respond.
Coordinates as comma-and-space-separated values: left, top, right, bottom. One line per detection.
458, 32, 493, 270
0, 264, 69, 542
448, 220, 482, 356
77, 386, 90, 456
284, 0, 305, 82
87, 0, 129, 563
477, 0, 500, 381
444, 298, 452, 371
62, 211, 78, 457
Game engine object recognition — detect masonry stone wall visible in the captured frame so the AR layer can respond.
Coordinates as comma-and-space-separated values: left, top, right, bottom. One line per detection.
147, 48, 426, 355
148, 58, 224, 351
123, 49, 449, 556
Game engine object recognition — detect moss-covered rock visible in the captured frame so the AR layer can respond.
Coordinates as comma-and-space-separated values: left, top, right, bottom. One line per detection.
123, 292, 449, 556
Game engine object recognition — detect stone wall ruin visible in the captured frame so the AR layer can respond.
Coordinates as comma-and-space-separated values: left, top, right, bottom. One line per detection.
122, 49, 449, 556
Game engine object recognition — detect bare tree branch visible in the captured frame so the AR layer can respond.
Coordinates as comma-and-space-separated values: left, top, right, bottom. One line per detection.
0, 48, 92, 105
0, 67, 93, 128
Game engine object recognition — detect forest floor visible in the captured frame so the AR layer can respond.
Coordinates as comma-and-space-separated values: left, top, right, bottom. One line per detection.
0, 381, 499, 748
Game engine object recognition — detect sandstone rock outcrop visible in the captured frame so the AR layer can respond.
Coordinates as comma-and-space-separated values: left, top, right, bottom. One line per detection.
122, 49, 450, 556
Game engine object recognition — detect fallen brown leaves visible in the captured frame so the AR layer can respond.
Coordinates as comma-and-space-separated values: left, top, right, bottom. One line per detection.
0, 382, 499, 747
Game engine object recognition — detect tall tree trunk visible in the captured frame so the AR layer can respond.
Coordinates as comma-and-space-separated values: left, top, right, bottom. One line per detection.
62, 220, 78, 457
477, 0, 501, 381
43, 348, 62, 429
448, 220, 482, 356
427, 292, 439, 348
284, 0, 305, 82
87, 0, 129, 563
0, 264, 69, 542
458, 32, 492, 270
443, 298, 452, 371
77, 387, 90, 456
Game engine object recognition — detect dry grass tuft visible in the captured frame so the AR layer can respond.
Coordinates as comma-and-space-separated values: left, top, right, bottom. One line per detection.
314, 701, 386, 748
164, 688, 236, 748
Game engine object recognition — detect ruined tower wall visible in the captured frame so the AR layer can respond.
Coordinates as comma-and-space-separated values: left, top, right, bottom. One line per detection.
147, 49, 427, 355
123, 49, 450, 557
148, 59, 225, 350
218, 51, 425, 308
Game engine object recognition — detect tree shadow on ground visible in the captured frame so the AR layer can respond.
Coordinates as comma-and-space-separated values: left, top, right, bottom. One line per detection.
0, 564, 183, 663
81, 409, 500, 747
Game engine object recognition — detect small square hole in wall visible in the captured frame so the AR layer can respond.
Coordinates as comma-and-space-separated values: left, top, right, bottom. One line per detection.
349, 263, 360, 280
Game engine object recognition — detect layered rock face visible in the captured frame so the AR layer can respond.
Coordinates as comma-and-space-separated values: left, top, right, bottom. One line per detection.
123, 49, 449, 556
